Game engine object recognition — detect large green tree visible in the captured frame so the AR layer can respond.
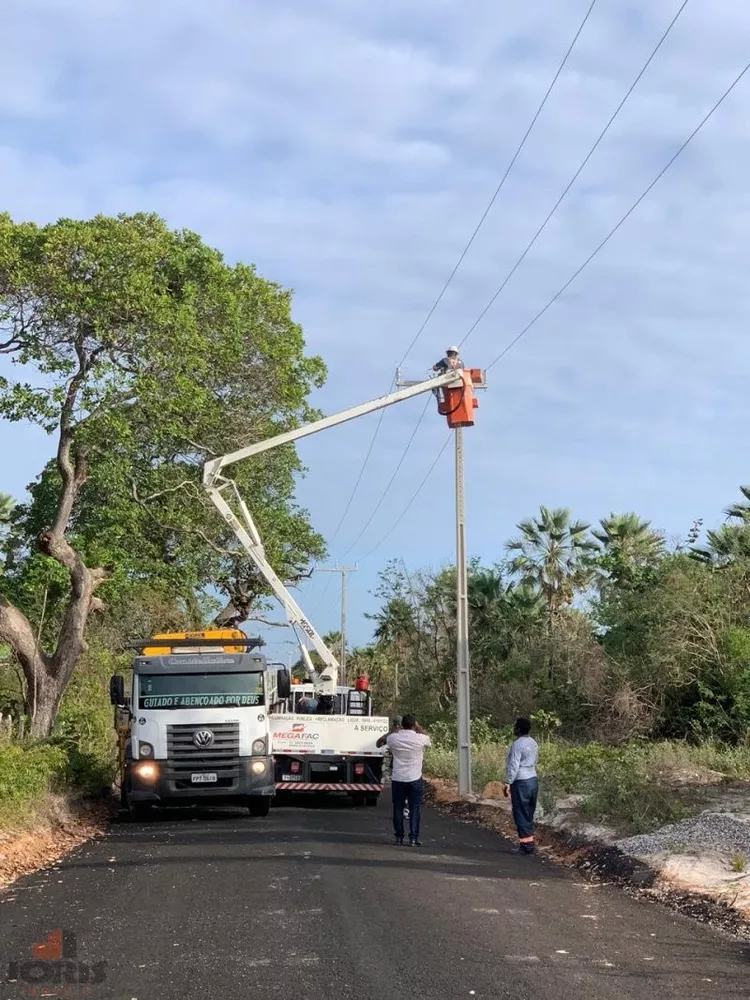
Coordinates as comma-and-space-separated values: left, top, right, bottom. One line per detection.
0, 212, 326, 735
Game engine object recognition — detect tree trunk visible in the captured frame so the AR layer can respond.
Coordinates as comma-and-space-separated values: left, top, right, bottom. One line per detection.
0, 347, 109, 738
28, 672, 64, 739
0, 532, 106, 739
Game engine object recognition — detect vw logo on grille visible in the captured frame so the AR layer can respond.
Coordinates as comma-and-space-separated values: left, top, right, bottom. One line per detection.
193, 728, 215, 749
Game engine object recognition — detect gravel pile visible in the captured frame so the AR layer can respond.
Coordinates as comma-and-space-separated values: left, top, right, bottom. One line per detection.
617, 811, 750, 858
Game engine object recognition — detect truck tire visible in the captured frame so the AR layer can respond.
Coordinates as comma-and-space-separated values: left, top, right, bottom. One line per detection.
248, 797, 271, 817
365, 794, 379, 807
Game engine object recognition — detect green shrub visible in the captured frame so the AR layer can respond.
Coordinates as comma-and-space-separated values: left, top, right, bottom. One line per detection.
425, 735, 750, 835
0, 647, 118, 829
0, 741, 69, 827
579, 768, 687, 834
52, 645, 119, 794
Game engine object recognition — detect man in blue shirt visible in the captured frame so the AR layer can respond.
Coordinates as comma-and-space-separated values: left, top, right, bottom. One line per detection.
502, 717, 539, 854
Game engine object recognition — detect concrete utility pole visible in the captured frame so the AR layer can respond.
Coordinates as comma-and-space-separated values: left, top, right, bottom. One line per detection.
393, 365, 486, 799
455, 427, 472, 796
317, 565, 357, 685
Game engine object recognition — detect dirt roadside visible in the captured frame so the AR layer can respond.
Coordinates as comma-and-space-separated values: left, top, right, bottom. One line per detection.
0, 796, 110, 889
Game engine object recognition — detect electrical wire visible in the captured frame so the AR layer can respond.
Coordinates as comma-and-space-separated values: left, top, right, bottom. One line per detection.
485, 55, 750, 372
362, 48, 750, 566
316, 0, 601, 561
397, 0, 601, 368
338, 396, 433, 560
359, 434, 453, 563
458, 0, 691, 350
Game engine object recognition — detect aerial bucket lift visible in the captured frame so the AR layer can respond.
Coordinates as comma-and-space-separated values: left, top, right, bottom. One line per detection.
202, 362, 485, 695
201, 361, 485, 802
436, 368, 485, 427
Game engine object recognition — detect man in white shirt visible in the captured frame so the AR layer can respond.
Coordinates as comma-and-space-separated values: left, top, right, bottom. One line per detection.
377, 714, 430, 846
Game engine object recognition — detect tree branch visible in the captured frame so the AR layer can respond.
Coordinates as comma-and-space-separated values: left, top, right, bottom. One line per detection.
0, 594, 51, 712
51, 333, 91, 535
130, 478, 196, 505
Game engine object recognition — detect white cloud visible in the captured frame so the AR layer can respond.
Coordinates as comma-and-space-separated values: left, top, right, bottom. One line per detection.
2, 0, 750, 641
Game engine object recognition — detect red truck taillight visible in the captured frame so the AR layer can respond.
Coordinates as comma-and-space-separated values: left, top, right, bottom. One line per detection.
354, 763, 365, 776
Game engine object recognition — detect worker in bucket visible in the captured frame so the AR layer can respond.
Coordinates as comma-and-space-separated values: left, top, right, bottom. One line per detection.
432, 346, 463, 403
502, 717, 539, 854
432, 345, 463, 374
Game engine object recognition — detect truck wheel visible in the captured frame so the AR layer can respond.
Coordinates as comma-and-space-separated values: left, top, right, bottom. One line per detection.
248, 797, 271, 817
365, 794, 379, 807
351, 792, 366, 807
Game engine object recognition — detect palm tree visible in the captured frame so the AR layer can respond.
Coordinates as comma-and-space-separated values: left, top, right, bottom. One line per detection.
593, 512, 664, 584
468, 566, 544, 665
506, 506, 597, 619
690, 523, 750, 568
724, 486, 750, 522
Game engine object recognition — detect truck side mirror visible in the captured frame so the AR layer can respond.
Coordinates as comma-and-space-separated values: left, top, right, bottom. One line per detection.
276, 668, 291, 701
109, 674, 126, 707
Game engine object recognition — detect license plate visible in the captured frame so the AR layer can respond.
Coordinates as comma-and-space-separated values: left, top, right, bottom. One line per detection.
191, 773, 217, 783
282, 774, 302, 781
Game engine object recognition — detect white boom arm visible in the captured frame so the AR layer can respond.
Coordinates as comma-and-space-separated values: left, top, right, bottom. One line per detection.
203, 369, 463, 696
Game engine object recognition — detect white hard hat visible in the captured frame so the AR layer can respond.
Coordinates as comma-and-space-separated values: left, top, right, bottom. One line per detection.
446, 345, 459, 353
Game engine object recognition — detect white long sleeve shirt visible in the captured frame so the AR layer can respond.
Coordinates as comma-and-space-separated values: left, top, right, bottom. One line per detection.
505, 736, 538, 785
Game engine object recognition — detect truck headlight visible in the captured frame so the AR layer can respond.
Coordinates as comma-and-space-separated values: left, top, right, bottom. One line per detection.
134, 761, 158, 782
252, 738, 267, 755
138, 741, 154, 758
251, 760, 266, 775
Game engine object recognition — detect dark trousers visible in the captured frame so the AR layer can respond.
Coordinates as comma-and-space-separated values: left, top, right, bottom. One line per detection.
392, 779, 423, 841
510, 777, 538, 852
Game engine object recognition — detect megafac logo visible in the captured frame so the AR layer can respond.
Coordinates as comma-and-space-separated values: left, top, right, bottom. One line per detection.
7, 929, 106, 995
274, 724, 320, 741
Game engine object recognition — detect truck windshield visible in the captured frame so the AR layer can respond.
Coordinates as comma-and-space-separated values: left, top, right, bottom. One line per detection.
138, 672, 264, 709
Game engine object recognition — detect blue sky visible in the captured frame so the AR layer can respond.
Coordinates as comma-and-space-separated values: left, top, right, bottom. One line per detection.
2, 0, 750, 658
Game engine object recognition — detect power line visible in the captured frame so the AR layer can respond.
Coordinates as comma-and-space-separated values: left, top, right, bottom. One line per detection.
339, 397, 432, 560
359, 434, 453, 563
310, 398, 432, 614
486, 55, 750, 372
398, 0, 601, 368
362, 47, 750, 566
459, 0, 691, 350
326, 1, 600, 564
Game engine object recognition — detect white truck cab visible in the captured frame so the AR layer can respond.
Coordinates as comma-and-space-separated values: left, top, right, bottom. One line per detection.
110, 630, 291, 819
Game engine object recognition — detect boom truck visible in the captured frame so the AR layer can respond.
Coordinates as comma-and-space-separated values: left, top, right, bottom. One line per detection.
201, 362, 484, 805
110, 629, 292, 819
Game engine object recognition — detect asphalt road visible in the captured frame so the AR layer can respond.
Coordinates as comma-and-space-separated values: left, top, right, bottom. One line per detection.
1, 795, 749, 999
